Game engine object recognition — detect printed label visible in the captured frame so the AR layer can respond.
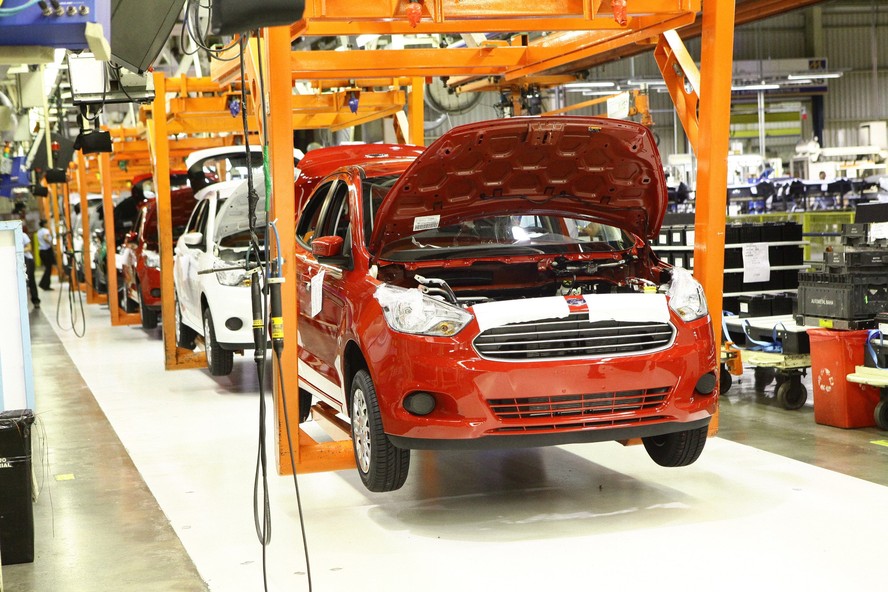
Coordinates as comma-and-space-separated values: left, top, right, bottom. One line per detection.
413, 215, 441, 232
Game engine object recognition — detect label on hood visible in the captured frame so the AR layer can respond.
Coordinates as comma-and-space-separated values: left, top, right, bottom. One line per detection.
413, 215, 440, 232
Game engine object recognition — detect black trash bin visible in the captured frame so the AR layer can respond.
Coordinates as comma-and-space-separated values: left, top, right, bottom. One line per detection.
0, 409, 36, 565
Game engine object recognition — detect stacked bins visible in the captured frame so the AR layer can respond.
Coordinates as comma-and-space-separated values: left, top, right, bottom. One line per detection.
798, 223, 888, 323
0, 409, 35, 565
808, 330, 880, 428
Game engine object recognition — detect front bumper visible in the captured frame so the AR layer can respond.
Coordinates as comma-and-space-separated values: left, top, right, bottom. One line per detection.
366, 314, 718, 446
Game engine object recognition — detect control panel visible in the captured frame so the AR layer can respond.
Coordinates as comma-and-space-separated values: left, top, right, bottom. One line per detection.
0, 0, 110, 55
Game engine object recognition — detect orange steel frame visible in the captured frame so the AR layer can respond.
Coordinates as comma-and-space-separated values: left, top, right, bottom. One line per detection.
243, 1, 735, 475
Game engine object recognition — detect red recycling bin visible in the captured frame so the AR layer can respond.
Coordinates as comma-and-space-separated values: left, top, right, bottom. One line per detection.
807, 328, 880, 428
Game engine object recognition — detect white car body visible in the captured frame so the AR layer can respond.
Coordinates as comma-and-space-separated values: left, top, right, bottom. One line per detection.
174, 179, 261, 352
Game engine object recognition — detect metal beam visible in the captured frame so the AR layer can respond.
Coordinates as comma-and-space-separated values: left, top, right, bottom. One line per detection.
695, 0, 736, 426
151, 73, 207, 370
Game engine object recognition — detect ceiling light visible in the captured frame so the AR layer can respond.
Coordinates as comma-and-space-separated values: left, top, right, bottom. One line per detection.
627, 79, 667, 87
788, 72, 842, 80
731, 83, 781, 91
564, 81, 615, 89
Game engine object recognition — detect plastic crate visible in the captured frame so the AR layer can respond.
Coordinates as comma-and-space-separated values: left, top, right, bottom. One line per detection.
797, 272, 888, 320
739, 294, 772, 317
824, 249, 888, 269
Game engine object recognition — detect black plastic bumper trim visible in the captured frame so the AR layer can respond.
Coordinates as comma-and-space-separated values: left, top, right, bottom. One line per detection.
387, 417, 711, 450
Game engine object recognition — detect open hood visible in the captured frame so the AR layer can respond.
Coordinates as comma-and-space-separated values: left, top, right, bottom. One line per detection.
368, 116, 667, 256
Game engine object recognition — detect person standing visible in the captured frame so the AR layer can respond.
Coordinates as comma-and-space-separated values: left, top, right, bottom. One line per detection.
21, 226, 41, 308
36, 219, 55, 291
13, 203, 40, 308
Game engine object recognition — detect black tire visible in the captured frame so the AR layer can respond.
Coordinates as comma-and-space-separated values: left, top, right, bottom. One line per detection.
138, 284, 158, 329
298, 388, 313, 423
350, 369, 409, 492
203, 307, 233, 376
719, 366, 732, 395
754, 367, 776, 392
175, 295, 197, 349
776, 380, 807, 410
643, 425, 708, 467
874, 400, 888, 431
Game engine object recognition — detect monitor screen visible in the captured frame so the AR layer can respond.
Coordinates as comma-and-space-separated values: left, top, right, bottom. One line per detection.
110, 0, 187, 74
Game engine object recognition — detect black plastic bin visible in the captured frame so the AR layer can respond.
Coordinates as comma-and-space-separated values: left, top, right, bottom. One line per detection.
0, 409, 35, 565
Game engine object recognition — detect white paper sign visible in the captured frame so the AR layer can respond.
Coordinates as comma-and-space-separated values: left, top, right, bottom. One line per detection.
472, 296, 570, 332
607, 92, 631, 119
870, 222, 888, 241
742, 243, 770, 283
310, 270, 325, 318
582, 293, 670, 324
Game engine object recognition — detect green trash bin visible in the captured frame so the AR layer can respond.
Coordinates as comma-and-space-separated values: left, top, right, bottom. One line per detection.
0, 409, 35, 565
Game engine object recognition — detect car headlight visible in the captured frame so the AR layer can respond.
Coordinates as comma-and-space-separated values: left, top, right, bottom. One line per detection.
374, 284, 471, 337
215, 263, 249, 287
665, 266, 709, 322
143, 249, 160, 269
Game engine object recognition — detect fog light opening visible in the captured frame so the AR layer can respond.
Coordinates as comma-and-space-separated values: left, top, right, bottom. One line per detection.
404, 392, 436, 416
696, 372, 717, 395
150, 289, 161, 298
225, 317, 243, 331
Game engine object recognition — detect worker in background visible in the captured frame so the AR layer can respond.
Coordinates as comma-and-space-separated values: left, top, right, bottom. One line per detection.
36, 219, 55, 291
14, 203, 39, 308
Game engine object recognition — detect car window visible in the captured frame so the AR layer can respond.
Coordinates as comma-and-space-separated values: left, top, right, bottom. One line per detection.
361, 174, 400, 246
380, 215, 636, 260
296, 181, 335, 247
184, 200, 210, 248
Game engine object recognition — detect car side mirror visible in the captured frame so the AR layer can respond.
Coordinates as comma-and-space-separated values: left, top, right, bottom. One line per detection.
312, 236, 343, 258
312, 236, 352, 270
182, 232, 203, 246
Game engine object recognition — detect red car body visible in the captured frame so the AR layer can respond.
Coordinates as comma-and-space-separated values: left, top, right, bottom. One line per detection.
121, 173, 194, 328
291, 118, 718, 492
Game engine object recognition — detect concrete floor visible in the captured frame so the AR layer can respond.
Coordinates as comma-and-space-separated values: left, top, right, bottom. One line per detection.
3, 290, 888, 591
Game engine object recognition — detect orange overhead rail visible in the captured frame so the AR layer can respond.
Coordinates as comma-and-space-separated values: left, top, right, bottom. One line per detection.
289, 0, 697, 35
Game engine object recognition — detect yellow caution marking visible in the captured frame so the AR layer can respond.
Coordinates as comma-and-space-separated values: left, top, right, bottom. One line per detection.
55, 473, 76, 481
871, 440, 888, 448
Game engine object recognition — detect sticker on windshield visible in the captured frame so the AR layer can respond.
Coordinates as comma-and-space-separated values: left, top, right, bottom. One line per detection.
413, 215, 440, 232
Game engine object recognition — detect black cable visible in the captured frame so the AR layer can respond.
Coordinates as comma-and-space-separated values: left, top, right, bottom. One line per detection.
274, 347, 313, 592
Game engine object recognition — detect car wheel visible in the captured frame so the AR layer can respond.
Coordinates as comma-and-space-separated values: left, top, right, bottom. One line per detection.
350, 370, 409, 492
642, 425, 708, 467
175, 295, 197, 349
203, 307, 233, 376
138, 284, 158, 330
298, 388, 312, 423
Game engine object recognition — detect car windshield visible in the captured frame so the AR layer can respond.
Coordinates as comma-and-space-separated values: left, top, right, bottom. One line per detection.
362, 176, 636, 261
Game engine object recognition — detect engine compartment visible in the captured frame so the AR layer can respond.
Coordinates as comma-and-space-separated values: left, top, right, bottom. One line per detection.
376, 250, 671, 308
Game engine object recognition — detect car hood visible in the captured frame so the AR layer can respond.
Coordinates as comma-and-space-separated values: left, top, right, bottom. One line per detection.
368, 116, 667, 256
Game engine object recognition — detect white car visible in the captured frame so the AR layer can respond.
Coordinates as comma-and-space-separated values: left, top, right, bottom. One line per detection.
173, 177, 265, 375
173, 146, 302, 375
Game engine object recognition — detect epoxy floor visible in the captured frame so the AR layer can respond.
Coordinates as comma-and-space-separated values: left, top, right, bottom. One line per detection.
4, 287, 888, 591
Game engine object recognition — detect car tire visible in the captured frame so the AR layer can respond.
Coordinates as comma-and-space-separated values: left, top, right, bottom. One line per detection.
138, 284, 158, 330
175, 295, 197, 349
298, 388, 312, 423
203, 307, 233, 376
642, 425, 708, 467
350, 369, 409, 492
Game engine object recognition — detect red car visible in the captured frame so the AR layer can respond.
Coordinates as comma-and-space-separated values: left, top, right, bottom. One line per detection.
121, 172, 194, 329
293, 117, 718, 492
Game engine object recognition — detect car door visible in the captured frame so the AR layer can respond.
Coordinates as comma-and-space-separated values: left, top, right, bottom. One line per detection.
295, 178, 352, 406
174, 199, 210, 330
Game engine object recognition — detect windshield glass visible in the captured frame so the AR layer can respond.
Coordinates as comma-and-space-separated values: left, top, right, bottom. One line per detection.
380, 216, 635, 260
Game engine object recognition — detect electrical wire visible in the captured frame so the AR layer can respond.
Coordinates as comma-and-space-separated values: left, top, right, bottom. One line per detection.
180, 0, 240, 60
236, 30, 313, 592
0, 0, 40, 16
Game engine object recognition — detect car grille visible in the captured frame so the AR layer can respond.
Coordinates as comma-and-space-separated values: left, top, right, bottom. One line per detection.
488, 387, 670, 422
473, 314, 675, 361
